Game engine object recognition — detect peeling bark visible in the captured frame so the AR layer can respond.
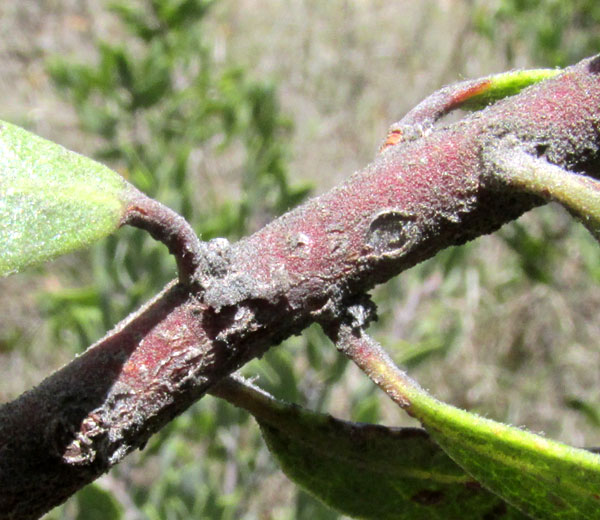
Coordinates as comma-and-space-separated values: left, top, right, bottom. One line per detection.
1, 55, 599, 519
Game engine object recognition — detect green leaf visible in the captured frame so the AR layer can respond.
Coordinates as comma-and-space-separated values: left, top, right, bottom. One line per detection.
334, 330, 600, 519
214, 378, 525, 519
260, 409, 528, 520
409, 392, 600, 519
0, 120, 131, 276
75, 483, 124, 520
459, 69, 562, 111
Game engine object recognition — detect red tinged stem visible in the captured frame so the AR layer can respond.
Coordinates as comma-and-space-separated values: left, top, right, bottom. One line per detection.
120, 190, 204, 287
379, 76, 493, 152
325, 323, 422, 412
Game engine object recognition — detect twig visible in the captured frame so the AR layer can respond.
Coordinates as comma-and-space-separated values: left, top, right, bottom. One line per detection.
121, 189, 204, 287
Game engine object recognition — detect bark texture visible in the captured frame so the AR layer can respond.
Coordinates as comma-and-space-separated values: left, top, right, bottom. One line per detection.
2, 55, 600, 519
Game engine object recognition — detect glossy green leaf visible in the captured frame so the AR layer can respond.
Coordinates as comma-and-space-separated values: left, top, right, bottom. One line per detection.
459, 68, 561, 111
0, 120, 131, 276
213, 378, 525, 519
409, 392, 600, 519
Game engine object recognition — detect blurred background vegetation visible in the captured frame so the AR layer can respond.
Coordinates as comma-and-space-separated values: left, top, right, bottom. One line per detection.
0, 1, 599, 518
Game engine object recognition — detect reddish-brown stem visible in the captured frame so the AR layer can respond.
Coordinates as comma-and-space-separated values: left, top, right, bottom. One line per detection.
121, 189, 204, 287
380, 76, 496, 152
379, 70, 559, 153
324, 323, 421, 412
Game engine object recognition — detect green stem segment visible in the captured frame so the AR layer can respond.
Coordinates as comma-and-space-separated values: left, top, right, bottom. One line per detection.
210, 375, 289, 424
488, 147, 600, 242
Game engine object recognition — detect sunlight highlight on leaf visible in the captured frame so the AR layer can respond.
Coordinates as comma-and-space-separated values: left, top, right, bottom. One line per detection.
411, 392, 600, 519
0, 120, 131, 276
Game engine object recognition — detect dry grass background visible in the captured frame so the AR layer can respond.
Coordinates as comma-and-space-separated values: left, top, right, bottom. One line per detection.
1, 1, 599, 518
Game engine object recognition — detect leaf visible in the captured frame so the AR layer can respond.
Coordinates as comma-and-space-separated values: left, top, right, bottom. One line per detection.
334, 329, 600, 519
409, 392, 600, 519
259, 412, 528, 520
213, 378, 525, 519
75, 483, 124, 520
0, 120, 132, 276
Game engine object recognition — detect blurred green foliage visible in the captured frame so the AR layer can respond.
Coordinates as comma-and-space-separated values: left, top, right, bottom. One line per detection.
75, 484, 124, 520
473, 0, 600, 66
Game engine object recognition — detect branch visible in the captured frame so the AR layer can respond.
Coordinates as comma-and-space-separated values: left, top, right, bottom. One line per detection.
2, 55, 600, 519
